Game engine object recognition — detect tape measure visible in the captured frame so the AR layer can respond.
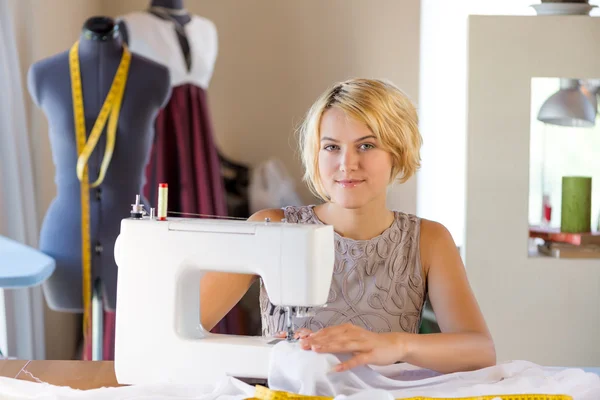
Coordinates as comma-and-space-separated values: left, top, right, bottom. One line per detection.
249, 385, 573, 400
69, 40, 131, 341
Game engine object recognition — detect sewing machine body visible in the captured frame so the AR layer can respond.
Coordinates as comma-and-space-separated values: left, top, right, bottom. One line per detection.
113, 215, 335, 385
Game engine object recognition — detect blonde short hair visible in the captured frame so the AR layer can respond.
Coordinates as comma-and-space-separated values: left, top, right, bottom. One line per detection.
297, 78, 422, 201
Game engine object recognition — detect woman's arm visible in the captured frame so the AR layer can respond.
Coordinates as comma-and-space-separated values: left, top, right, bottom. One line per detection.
199, 208, 285, 331
405, 219, 496, 373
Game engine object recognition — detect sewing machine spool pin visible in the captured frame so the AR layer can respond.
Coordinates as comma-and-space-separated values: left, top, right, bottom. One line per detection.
130, 194, 146, 219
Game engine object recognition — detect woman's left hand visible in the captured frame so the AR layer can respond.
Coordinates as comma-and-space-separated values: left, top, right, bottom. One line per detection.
299, 323, 408, 372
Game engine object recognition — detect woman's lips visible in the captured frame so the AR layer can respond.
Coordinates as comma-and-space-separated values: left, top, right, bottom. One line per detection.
336, 179, 365, 188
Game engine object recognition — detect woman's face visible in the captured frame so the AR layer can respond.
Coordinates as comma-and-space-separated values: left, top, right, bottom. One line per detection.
318, 107, 393, 209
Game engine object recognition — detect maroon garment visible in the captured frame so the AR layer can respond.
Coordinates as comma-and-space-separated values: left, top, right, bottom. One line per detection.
82, 84, 247, 361
144, 84, 227, 217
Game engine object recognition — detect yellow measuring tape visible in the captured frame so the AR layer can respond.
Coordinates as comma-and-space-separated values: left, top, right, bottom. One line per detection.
69, 40, 131, 341
249, 385, 572, 400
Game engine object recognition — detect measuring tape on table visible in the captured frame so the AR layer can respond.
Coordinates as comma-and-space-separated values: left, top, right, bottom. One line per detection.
69, 40, 131, 340
249, 385, 572, 400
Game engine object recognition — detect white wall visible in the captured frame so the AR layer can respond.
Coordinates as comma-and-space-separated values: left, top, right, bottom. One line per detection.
466, 15, 600, 367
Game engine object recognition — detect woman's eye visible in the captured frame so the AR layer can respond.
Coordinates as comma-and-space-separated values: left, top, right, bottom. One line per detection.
360, 143, 375, 150
324, 144, 339, 151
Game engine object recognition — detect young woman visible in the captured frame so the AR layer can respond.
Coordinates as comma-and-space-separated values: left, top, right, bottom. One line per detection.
199, 78, 496, 374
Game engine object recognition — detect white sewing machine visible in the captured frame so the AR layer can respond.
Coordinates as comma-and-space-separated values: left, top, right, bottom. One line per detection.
113, 199, 335, 385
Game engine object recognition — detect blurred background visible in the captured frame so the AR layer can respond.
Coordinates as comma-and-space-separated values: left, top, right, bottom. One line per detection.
1, 0, 599, 368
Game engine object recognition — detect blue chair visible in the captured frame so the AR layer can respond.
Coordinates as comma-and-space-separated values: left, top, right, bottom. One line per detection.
0, 235, 55, 358
0, 235, 55, 288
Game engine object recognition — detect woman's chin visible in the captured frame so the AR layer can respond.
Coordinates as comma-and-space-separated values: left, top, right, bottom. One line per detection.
330, 194, 369, 209
327, 186, 387, 210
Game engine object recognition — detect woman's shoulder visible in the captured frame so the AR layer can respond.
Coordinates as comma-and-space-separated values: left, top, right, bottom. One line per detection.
247, 208, 285, 222
418, 218, 454, 245
417, 217, 459, 275
247, 205, 317, 224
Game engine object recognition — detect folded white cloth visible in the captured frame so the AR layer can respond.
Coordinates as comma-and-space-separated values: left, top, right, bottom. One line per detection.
0, 341, 598, 399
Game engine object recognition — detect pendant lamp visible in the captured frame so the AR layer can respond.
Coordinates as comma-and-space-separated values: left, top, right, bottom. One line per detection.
537, 78, 596, 128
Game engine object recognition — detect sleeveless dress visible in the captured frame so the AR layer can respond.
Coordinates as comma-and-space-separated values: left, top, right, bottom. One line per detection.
260, 205, 427, 336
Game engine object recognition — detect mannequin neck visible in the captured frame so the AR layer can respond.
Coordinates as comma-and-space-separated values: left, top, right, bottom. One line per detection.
150, 0, 185, 10
148, 0, 191, 25
79, 17, 123, 57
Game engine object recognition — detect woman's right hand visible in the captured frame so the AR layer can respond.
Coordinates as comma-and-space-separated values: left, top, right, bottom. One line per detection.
294, 328, 313, 339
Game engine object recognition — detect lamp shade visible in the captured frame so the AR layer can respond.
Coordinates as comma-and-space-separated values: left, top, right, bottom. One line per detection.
537, 79, 596, 127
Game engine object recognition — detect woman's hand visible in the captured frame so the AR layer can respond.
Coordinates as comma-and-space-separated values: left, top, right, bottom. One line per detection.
293, 328, 313, 340
298, 323, 407, 372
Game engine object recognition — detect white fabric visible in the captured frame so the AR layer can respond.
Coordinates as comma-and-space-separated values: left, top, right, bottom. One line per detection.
0, 341, 599, 399
248, 158, 304, 214
0, 0, 46, 359
116, 11, 218, 88
0, 375, 254, 400
269, 342, 600, 399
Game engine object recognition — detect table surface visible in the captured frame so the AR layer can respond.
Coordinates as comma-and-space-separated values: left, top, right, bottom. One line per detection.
0, 360, 121, 390
1, 359, 599, 391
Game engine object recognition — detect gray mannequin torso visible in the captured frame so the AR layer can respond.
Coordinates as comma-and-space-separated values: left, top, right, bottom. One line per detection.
28, 17, 171, 312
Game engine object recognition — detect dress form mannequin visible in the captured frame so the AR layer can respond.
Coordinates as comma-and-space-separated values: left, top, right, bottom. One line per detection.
28, 16, 171, 359
119, 0, 191, 41
117, 0, 228, 219
117, 1, 252, 335
121, 0, 251, 221
117, 0, 229, 217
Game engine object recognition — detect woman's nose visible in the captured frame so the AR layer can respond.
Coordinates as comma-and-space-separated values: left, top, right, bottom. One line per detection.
339, 149, 359, 172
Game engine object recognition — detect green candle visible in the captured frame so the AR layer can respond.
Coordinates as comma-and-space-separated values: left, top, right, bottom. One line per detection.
561, 176, 592, 233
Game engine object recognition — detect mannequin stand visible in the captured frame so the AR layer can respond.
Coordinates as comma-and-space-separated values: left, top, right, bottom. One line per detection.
91, 279, 103, 360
